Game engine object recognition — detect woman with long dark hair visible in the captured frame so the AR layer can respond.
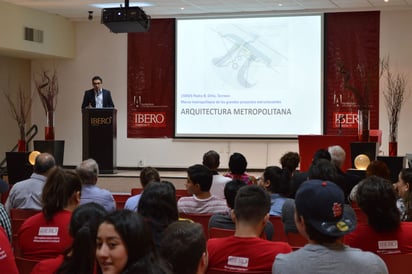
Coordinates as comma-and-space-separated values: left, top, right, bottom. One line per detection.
96, 210, 171, 274
345, 176, 412, 254
31, 202, 107, 274
18, 167, 82, 260
138, 181, 179, 246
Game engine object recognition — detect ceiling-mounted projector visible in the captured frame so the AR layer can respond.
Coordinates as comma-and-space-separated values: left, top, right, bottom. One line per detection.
101, 5, 150, 33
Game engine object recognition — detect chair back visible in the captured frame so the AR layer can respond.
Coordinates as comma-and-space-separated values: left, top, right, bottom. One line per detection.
130, 188, 143, 195
379, 253, 412, 274
269, 216, 287, 242
175, 189, 191, 201
179, 213, 212, 239
207, 268, 271, 274
286, 232, 307, 250
15, 256, 40, 274
209, 227, 235, 238
112, 193, 131, 209
10, 208, 41, 256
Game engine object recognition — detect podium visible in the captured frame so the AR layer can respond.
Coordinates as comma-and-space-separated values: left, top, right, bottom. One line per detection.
82, 108, 117, 173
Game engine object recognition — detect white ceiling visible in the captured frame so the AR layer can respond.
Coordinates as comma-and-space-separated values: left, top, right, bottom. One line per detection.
3, 0, 412, 21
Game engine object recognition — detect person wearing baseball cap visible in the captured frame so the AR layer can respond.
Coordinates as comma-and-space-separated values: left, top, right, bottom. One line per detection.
273, 179, 388, 274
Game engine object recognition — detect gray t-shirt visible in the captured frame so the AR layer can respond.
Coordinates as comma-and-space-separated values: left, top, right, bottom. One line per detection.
273, 243, 388, 274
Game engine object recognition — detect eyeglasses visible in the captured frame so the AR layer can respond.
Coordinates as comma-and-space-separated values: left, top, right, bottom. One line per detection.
92, 82, 101, 85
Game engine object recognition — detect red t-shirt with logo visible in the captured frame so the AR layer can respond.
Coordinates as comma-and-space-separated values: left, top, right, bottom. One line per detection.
207, 236, 292, 271
0, 226, 18, 274
344, 222, 412, 254
18, 210, 72, 260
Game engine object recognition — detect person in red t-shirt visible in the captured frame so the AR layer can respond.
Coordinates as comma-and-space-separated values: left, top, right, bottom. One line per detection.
0, 226, 18, 274
207, 185, 292, 272
32, 202, 107, 274
18, 167, 82, 260
345, 176, 412, 254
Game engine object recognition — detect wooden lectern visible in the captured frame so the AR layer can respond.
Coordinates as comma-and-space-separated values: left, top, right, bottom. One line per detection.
82, 108, 117, 173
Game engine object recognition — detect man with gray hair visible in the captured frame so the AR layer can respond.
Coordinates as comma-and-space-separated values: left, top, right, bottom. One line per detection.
76, 158, 116, 212
5, 153, 56, 213
328, 145, 361, 201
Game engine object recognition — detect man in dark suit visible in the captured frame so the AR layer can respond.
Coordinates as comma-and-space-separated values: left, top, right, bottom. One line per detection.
81, 76, 115, 109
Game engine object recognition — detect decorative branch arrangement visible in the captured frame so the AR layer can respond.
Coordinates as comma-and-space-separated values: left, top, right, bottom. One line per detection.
34, 69, 58, 126
337, 61, 377, 141
337, 62, 371, 111
380, 56, 408, 143
3, 86, 32, 141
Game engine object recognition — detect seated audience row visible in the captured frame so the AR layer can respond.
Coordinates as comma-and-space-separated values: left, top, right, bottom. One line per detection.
5, 154, 116, 217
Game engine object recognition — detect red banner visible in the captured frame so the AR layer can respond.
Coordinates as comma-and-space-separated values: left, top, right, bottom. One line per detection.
324, 11, 380, 135
127, 19, 175, 138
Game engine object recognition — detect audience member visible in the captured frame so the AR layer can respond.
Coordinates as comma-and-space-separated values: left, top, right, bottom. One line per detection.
307, 159, 339, 182
282, 159, 343, 234
178, 164, 228, 214
0, 226, 18, 274
344, 176, 412, 254
290, 148, 331, 198
208, 179, 274, 240
273, 180, 387, 274
31, 203, 107, 274
280, 151, 300, 177
349, 160, 391, 204
224, 152, 256, 185
18, 167, 82, 260
393, 168, 412, 221
124, 166, 160, 211
96, 210, 171, 274
203, 150, 231, 199
207, 185, 292, 272
0, 180, 12, 242
366, 160, 391, 179
76, 158, 116, 212
259, 166, 292, 216
5, 152, 55, 213
328, 145, 361, 200
138, 181, 179, 246
160, 221, 208, 274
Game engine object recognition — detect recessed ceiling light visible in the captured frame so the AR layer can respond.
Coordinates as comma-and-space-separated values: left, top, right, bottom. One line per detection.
91, 2, 153, 9
278, 3, 283, 7
180, 7, 185, 10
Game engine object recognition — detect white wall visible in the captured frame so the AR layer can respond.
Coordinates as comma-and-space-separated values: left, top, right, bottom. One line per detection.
0, 1, 75, 58
0, 56, 31, 157
6, 10, 412, 170
379, 11, 412, 158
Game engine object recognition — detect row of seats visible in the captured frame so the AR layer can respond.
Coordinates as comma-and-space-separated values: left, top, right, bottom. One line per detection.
9, 207, 411, 274
113, 188, 191, 209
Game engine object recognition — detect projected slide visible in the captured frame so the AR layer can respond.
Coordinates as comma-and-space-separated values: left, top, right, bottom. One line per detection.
175, 15, 323, 138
